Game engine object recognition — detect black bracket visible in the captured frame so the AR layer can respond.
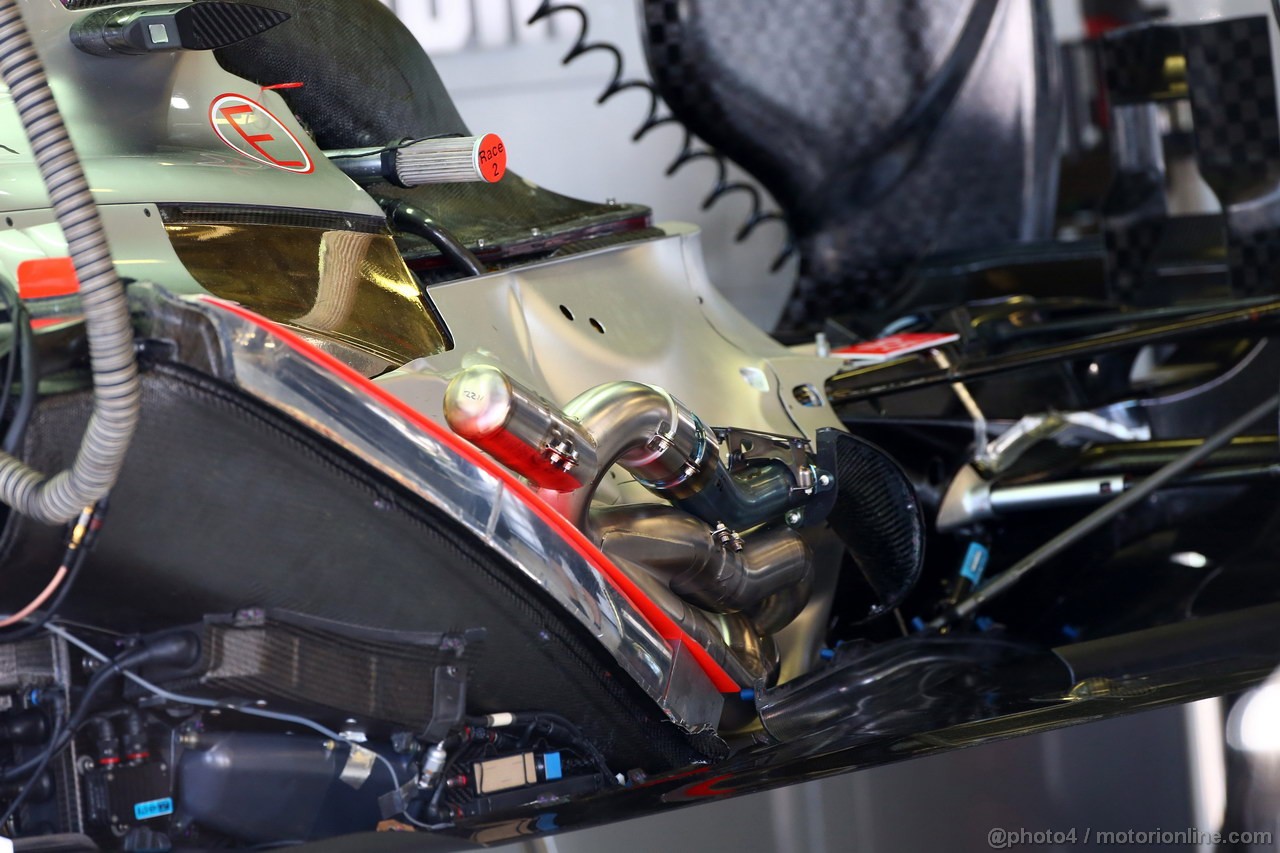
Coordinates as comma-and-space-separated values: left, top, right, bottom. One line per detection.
422, 662, 467, 744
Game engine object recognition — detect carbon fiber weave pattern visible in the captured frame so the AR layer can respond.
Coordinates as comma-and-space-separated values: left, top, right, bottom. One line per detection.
1096, 25, 1174, 303
1185, 16, 1280, 295
214, 0, 648, 265
641, 0, 1062, 336
1184, 17, 1280, 199
824, 431, 925, 621
1098, 23, 1182, 105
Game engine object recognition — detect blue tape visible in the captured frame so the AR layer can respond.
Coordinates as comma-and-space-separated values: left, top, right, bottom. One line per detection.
959, 542, 989, 585
134, 797, 173, 821
543, 751, 562, 781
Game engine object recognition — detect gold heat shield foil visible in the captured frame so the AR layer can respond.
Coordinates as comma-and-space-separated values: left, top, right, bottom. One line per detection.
165, 221, 450, 365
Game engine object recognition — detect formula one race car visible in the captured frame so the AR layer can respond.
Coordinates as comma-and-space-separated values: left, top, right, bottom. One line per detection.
0, 0, 1275, 850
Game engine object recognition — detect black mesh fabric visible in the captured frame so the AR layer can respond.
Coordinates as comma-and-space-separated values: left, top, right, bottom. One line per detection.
0, 363, 703, 772
213, 0, 650, 264
641, 0, 1062, 336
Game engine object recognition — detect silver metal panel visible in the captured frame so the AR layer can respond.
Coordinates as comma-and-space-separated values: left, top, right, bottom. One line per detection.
397, 228, 844, 443
0, 203, 206, 295
0, 1, 382, 219
381, 227, 847, 690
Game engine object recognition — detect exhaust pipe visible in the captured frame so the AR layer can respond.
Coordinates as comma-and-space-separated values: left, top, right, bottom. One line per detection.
592, 504, 812, 634
444, 365, 819, 679
443, 365, 807, 531
619, 560, 780, 686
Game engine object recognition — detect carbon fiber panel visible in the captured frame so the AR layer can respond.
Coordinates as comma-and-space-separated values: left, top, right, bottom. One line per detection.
824, 431, 925, 621
0, 364, 704, 771
1184, 17, 1280, 296
641, 0, 1062, 335
213, 0, 650, 265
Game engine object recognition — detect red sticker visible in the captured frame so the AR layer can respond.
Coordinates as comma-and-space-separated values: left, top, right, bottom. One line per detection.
475, 133, 506, 183
209, 93, 314, 174
834, 332, 960, 362
17, 257, 79, 300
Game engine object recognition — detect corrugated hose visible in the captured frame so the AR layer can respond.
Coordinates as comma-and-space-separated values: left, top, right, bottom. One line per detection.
0, 0, 139, 524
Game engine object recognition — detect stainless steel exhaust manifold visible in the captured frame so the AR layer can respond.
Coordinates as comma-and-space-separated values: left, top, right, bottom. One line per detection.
444, 364, 817, 679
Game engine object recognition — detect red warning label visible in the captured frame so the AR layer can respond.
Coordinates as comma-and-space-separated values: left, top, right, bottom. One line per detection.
834, 332, 961, 362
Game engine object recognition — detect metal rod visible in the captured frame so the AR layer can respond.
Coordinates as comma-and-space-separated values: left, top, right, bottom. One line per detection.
828, 299, 1280, 405
994, 296, 1277, 344
929, 391, 1280, 629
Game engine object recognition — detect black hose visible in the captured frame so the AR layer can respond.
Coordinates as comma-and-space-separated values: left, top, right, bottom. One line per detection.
376, 197, 486, 277
3, 298, 36, 455
503, 712, 614, 784
0, 693, 64, 830
425, 728, 473, 822
0, 631, 198, 785
0, 282, 19, 431
930, 392, 1280, 628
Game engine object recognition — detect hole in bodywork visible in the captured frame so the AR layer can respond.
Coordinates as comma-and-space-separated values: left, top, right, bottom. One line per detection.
793, 384, 824, 407
560, 305, 574, 321
589, 317, 605, 334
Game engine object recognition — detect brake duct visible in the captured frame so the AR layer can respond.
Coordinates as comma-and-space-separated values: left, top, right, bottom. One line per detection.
443, 364, 818, 684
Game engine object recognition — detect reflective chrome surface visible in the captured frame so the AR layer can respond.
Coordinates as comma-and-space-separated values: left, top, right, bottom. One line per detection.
391, 228, 847, 688
592, 504, 811, 626
167, 221, 449, 365
184, 295, 724, 731
444, 363, 598, 493
0, 2, 381, 218
444, 363, 817, 684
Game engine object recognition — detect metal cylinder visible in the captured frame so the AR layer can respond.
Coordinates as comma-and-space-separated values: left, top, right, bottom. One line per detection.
617, 559, 778, 686
989, 476, 1128, 514
396, 134, 507, 185
592, 504, 811, 623
565, 382, 709, 490
326, 134, 507, 186
444, 364, 597, 492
